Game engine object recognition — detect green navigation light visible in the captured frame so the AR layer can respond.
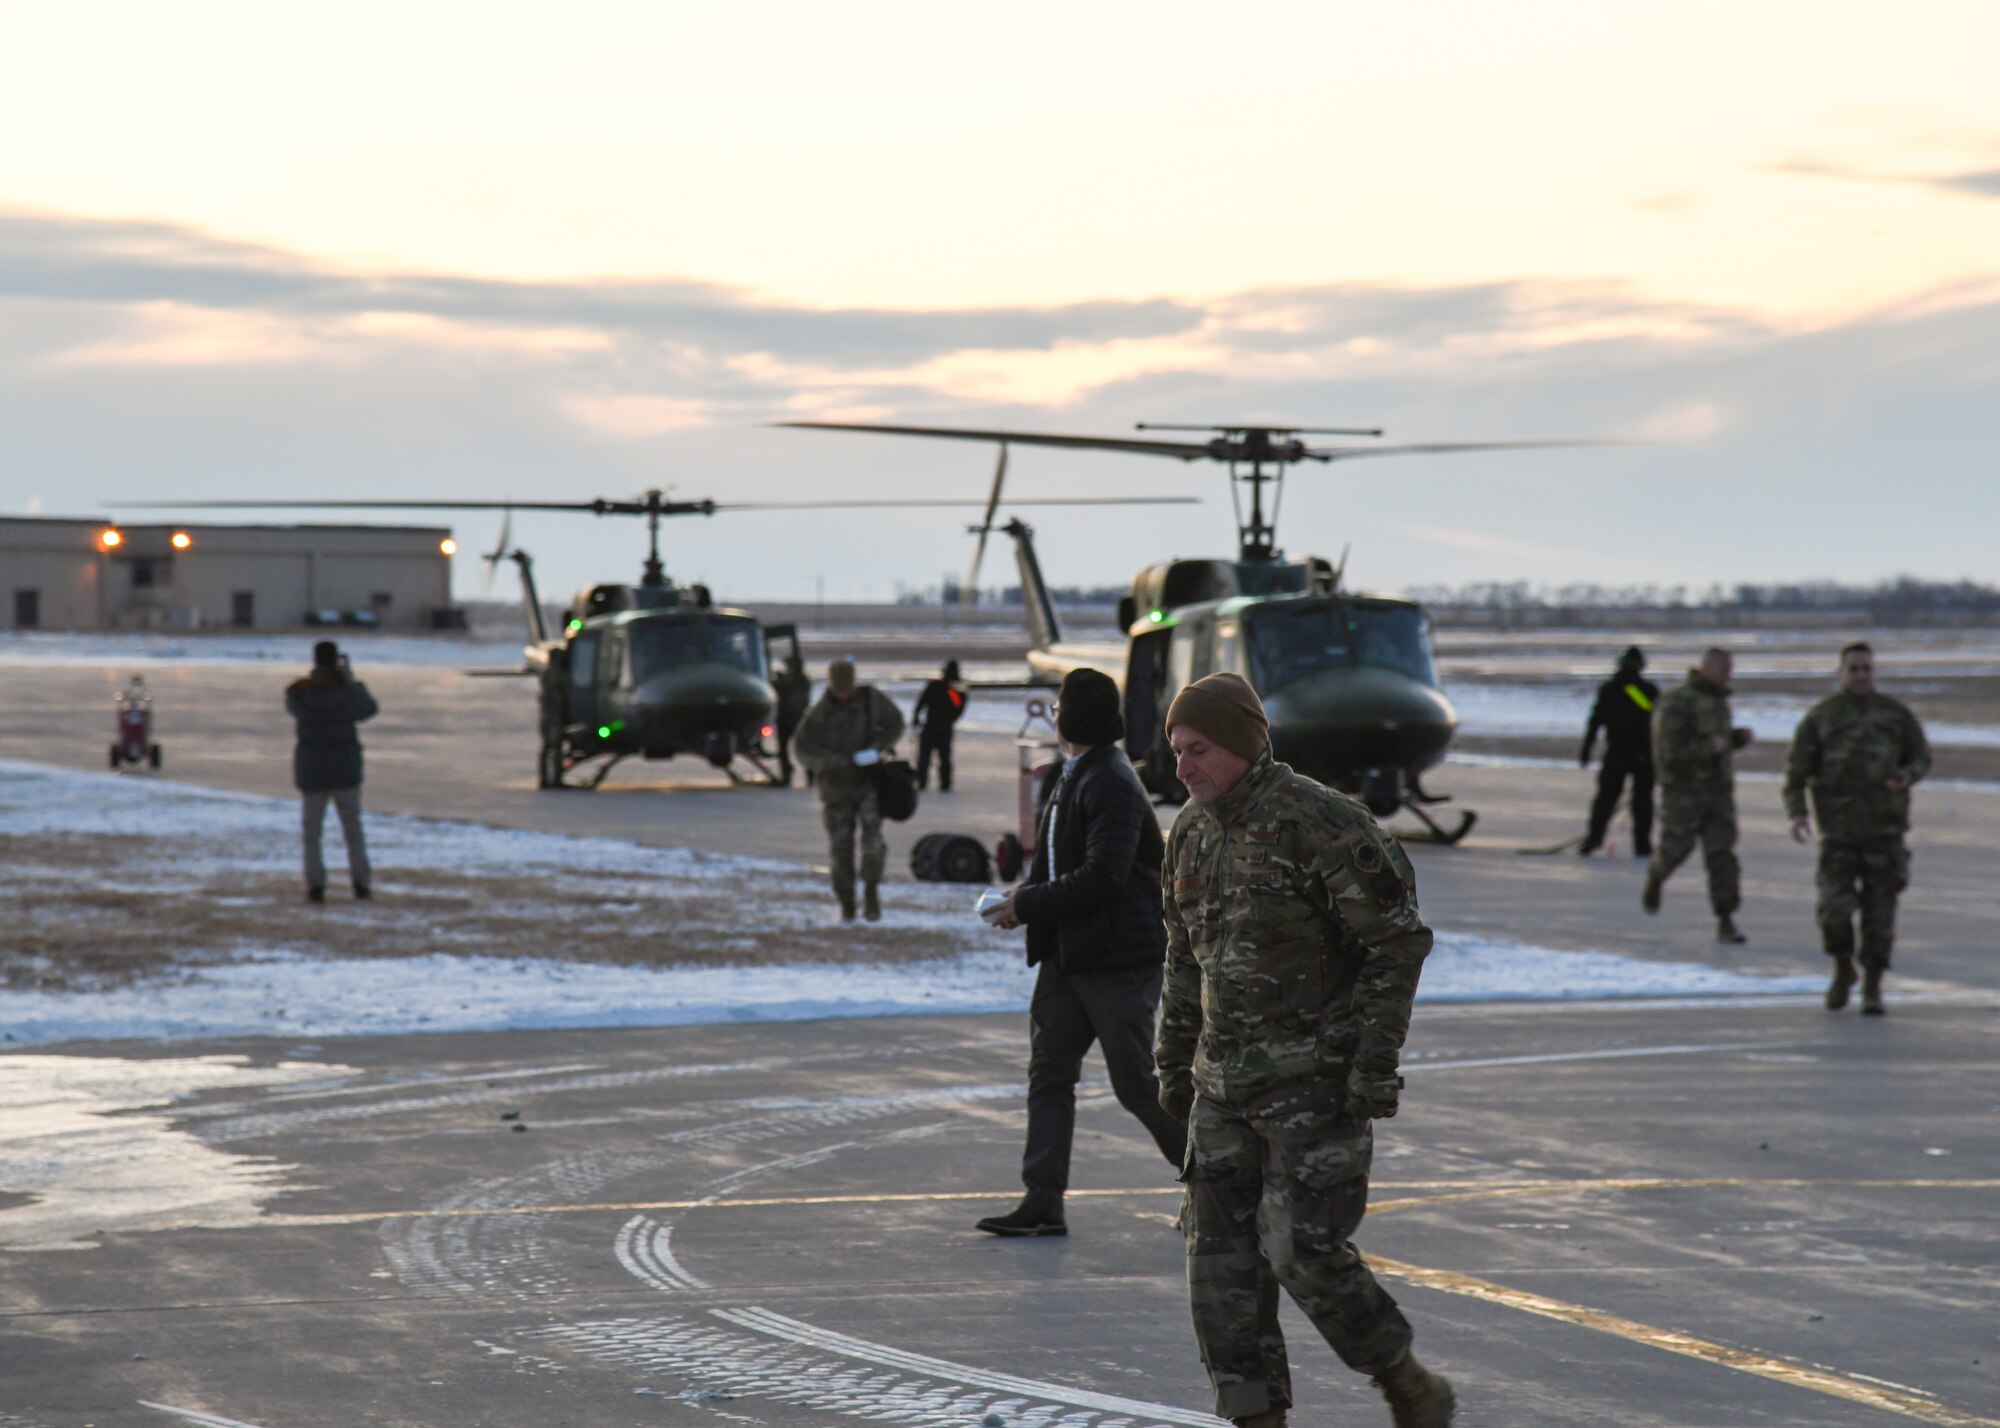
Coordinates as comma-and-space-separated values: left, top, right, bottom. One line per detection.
1149, 609, 1165, 622
567, 618, 583, 634
597, 725, 612, 739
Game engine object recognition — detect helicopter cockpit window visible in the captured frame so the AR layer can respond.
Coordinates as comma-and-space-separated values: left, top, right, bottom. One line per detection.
1350, 606, 1439, 686
626, 621, 703, 683
705, 619, 767, 675
1245, 605, 1350, 692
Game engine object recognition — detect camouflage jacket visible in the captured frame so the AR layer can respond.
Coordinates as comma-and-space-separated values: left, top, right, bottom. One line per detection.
792, 685, 904, 799
1156, 751, 1433, 1108
1653, 671, 1735, 789
1782, 691, 1930, 842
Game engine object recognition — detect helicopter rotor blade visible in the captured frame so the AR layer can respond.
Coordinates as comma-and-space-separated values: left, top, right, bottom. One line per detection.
479, 507, 512, 599
708, 496, 1195, 509
1300, 438, 1626, 462
776, 420, 1216, 461
962, 442, 1008, 609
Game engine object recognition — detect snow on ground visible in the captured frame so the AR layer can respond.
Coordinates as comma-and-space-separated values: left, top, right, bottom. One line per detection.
0, 630, 529, 669
1442, 681, 2000, 748
0, 760, 1823, 1048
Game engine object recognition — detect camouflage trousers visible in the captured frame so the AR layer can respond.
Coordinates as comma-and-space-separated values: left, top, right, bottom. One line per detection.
820, 785, 886, 898
1651, 784, 1740, 915
1180, 1084, 1411, 1418
1817, 837, 1909, 970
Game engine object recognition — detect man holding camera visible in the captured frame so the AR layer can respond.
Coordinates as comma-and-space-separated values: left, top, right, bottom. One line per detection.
1157, 672, 1453, 1428
793, 657, 904, 922
978, 668, 1186, 1238
287, 640, 379, 904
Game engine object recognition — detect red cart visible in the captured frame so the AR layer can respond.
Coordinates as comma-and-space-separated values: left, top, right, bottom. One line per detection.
110, 675, 162, 771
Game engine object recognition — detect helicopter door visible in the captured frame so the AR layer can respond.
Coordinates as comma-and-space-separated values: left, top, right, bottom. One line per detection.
567, 632, 602, 732
1123, 628, 1170, 761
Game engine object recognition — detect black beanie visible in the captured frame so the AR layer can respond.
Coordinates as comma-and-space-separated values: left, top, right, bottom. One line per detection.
1056, 667, 1124, 747
313, 640, 340, 670
1618, 645, 1645, 671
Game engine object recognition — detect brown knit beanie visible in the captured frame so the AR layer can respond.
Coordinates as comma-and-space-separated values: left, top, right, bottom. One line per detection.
827, 658, 856, 694
1165, 672, 1269, 760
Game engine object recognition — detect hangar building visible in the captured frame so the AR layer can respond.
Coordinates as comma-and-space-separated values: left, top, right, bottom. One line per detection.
1, 517, 458, 632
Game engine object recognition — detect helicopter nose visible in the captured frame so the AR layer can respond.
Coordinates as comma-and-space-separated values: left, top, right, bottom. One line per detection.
1263, 665, 1457, 772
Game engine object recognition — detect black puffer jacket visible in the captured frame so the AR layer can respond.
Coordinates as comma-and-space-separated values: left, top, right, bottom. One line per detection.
287, 673, 380, 792
1011, 745, 1166, 975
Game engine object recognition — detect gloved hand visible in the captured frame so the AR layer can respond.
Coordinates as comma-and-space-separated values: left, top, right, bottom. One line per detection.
852, 748, 881, 767
1158, 1070, 1194, 1123
1342, 1067, 1403, 1121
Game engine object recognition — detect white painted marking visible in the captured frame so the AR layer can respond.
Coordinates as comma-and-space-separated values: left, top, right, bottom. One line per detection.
1404, 1041, 1792, 1073
616, 1215, 710, 1293
139, 1402, 278, 1428
716, 1307, 1225, 1427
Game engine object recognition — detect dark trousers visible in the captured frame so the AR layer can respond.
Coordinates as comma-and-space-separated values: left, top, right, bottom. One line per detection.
1585, 750, 1654, 853
916, 727, 953, 790
1023, 961, 1187, 1204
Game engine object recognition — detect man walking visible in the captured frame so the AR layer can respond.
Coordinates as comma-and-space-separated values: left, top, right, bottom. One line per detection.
910, 658, 967, 791
1645, 647, 1753, 942
977, 668, 1185, 1238
772, 650, 812, 786
287, 640, 379, 904
1783, 642, 1930, 1015
1157, 672, 1454, 1428
792, 657, 904, 921
1579, 645, 1658, 856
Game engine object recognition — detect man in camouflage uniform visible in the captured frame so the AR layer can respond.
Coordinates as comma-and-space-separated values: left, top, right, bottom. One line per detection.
1783, 642, 1930, 1015
1157, 672, 1454, 1428
1645, 647, 1754, 943
792, 658, 904, 921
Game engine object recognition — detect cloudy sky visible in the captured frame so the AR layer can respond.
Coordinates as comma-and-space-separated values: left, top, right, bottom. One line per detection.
3, 2, 1997, 602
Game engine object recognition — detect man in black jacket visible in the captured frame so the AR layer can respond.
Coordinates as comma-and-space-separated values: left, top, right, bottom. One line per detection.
286, 641, 380, 903
977, 667, 1187, 1237
1580, 645, 1659, 856
910, 658, 966, 791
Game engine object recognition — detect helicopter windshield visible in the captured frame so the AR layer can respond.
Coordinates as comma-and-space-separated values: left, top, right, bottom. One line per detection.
624, 616, 770, 682
1350, 605, 1439, 686
1245, 605, 1351, 691
626, 621, 703, 682
705, 617, 767, 675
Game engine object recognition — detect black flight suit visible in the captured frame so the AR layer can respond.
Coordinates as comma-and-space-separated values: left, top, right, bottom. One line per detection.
1581, 664, 1659, 854
911, 672, 966, 791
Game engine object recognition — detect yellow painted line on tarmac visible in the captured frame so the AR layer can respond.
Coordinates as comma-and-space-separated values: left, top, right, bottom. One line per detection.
267, 1175, 2000, 1226
1367, 1254, 2000, 1428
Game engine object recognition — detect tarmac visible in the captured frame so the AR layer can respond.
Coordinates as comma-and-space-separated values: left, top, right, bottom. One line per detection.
2, 658, 1998, 1426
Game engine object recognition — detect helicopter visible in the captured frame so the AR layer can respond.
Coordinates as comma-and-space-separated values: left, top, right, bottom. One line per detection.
117, 486, 1196, 791
783, 420, 1611, 840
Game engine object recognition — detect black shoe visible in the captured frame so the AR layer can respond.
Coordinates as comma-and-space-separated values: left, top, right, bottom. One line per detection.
1715, 915, 1746, 945
1577, 842, 1598, 857
974, 1201, 1066, 1237
863, 883, 881, 922
1861, 967, 1886, 1015
353, 884, 372, 901
1825, 957, 1856, 1010
306, 886, 325, 904
1641, 869, 1663, 913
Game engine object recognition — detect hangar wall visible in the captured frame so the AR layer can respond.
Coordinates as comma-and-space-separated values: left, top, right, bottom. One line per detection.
1, 517, 457, 632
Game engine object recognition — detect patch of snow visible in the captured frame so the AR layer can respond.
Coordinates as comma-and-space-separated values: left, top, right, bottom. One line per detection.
0, 1053, 349, 1250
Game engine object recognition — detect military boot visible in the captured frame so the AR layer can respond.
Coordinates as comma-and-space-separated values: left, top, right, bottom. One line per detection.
1372, 1348, 1455, 1427
863, 883, 882, 922
1824, 956, 1857, 1010
1860, 966, 1886, 1016
1715, 915, 1746, 944
837, 889, 857, 923
1641, 867, 1663, 913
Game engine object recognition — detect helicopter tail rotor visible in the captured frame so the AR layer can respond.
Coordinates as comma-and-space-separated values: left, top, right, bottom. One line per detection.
479, 507, 514, 598
962, 442, 1008, 609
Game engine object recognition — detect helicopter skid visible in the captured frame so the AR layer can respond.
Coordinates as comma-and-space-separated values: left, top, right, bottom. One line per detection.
727, 750, 788, 788
1397, 796, 1477, 845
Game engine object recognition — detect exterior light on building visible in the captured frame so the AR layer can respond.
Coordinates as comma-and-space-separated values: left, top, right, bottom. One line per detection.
439, 538, 459, 556
170, 531, 193, 550
99, 528, 123, 550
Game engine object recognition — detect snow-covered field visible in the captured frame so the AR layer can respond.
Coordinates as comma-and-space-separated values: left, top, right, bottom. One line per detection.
1442, 680, 2000, 748
0, 760, 1829, 1047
